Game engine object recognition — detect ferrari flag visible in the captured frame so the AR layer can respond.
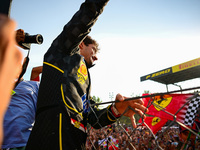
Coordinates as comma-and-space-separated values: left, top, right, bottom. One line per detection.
139, 116, 168, 134
142, 94, 194, 123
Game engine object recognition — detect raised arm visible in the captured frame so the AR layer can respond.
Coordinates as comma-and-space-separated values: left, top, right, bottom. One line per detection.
45, 0, 109, 57
30, 66, 43, 81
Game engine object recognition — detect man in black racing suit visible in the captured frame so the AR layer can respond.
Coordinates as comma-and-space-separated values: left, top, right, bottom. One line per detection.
26, 0, 147, 149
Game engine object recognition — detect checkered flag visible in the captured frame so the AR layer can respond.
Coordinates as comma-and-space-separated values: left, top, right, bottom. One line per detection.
184, 96, 200, 126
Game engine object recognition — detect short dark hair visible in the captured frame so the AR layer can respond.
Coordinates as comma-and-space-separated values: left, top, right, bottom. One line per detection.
83, 35, 99, 52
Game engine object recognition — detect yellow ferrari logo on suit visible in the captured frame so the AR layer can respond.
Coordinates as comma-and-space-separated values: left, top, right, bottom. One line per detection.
77, 61, 88, 84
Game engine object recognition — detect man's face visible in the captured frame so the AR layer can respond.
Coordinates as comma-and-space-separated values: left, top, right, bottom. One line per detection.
80, 43, 98, 66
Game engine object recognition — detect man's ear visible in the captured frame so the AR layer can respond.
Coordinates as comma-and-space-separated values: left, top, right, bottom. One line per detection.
79, 42, 84, 49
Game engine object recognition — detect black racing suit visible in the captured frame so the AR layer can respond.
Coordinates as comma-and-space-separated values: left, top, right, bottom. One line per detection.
25, 0, 119, 149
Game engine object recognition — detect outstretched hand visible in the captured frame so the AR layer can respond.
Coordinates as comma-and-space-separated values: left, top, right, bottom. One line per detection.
115, 93, 148, 128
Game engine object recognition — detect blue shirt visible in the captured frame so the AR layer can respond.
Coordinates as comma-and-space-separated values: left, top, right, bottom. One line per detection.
2, 80, 39, 149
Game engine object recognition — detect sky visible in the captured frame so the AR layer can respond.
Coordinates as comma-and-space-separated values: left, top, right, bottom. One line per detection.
10, 0, 200, 105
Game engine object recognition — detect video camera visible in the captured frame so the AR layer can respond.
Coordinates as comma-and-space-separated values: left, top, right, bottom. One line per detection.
17, 32, 43, 50
15, 31, 43, 87
24, 33, 43, 44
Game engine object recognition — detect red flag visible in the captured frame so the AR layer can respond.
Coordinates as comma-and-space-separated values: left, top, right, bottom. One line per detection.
142, 94, 193, 122
139, 116, 168, 134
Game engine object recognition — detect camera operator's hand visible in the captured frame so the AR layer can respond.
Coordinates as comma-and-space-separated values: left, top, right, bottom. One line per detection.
0, 14, 23, 145
114, 93, 148, 128
16, 29, 25, 45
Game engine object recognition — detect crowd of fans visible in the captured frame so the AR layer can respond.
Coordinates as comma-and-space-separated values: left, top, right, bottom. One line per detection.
0, 1, 199, 150
86, 124, 200, 150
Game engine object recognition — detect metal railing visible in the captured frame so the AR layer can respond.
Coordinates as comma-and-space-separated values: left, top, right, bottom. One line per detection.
86, 91, 200, 150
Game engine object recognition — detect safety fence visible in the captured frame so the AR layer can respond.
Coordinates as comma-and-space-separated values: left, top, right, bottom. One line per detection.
86, 92, 200, 150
